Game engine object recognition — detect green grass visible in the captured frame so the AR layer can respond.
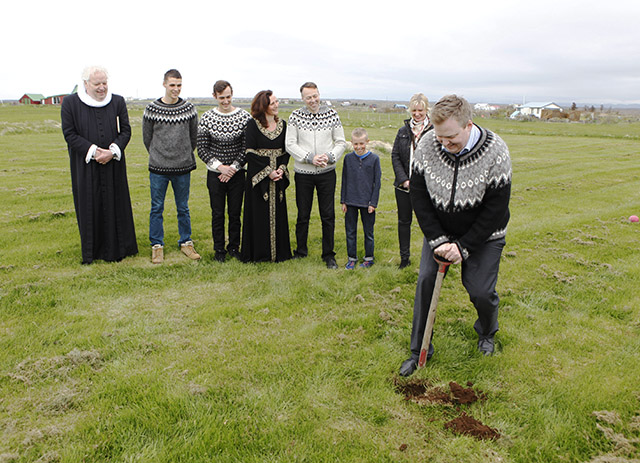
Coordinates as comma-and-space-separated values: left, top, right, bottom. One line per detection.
1, 104, 640, 462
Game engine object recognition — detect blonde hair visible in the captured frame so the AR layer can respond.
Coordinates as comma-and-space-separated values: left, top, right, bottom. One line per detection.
431, 94, 472, 126
408, 93, 429, 112
351, 127, 368, 139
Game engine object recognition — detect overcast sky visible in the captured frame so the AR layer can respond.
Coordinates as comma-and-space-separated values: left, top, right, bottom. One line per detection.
3, 0, 639, 105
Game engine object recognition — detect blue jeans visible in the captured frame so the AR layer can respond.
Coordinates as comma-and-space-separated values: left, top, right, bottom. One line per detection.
345, 205, 375, 261
149, 172, 192, 247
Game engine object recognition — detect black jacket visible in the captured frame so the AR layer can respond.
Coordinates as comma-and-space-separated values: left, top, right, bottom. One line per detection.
391, 118, 433, 187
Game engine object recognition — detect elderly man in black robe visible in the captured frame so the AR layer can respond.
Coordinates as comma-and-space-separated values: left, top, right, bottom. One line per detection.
61, 66, 138, 264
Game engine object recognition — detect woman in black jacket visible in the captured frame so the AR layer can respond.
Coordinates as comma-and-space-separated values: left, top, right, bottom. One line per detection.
390, 93, 433, 269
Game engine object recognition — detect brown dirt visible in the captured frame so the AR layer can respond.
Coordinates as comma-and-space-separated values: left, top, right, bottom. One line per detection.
449, 381, 486, 404
444, 412, 501, 440
394, 378, 431, 398
395, 379, 485, 406
395, 378, 499, 441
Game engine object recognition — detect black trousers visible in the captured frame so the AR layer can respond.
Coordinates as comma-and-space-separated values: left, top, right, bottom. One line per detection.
294, 170, 336, 260
395, 188, 413, 260
409, 236, 506, 360
206, 170, 245, 254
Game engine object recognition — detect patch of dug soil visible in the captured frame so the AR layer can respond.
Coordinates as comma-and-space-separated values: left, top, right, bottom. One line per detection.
449, 381, 486, 405
444, 412, 500, 440
394, 378, 430, 398
395, 379, 486, 406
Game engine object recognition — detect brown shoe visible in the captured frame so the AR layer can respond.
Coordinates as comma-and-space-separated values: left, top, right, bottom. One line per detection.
180, 241, 201, 260
151, 244, 164, 264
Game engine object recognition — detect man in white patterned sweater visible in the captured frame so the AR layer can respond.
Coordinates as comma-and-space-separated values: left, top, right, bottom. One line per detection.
285, 82, 347, 269
197, 80, 252, 262
143, 69, 200, 264
399, 95, 512, 376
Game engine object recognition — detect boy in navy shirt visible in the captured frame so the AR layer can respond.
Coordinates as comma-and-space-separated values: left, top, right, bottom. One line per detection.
340, 128, 381, 269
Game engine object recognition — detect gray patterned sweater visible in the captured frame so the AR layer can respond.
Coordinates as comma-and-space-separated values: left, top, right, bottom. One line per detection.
143, 98, 198, 175
410, 124, 511, 260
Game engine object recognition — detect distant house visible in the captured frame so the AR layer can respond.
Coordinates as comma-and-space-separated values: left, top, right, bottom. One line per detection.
512, 102, 562, 119
19, 93, 45, 105
43, 94, 68, 105
474, 103, 498, 112
20, 91, 71, 105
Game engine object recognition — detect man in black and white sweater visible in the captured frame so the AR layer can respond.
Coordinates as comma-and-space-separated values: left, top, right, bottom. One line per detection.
399, 95, 512, 376
285, 82, 346, 269
197, 80, 252, 262
143, 69, 199, 264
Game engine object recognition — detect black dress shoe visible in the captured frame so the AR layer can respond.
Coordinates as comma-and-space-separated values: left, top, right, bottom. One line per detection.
478, 336, 495, 356
399, 358, 417, 377
398, 258, 411, 269
227, 249, 241, 260
325, 257, 338, 269
292, 250, 306, 259
214, 252, 226, 263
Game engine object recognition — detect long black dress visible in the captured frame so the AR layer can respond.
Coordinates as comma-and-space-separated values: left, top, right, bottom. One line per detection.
61, 92, 138, 264
240, 118, 292, 262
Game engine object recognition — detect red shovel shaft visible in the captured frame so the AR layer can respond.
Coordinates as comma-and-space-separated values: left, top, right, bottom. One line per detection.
418, 261, 450, 368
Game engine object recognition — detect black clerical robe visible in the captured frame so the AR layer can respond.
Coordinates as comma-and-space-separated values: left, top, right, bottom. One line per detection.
61, 93, 138, 264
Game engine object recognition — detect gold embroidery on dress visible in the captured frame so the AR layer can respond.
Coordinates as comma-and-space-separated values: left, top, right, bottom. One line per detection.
252, 166, 272, 188
254, 118, 283, 140
269, 177, 276, 261
247, 145, 283, 261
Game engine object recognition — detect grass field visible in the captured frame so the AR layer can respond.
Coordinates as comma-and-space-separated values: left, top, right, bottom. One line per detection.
1, 103, 639, 462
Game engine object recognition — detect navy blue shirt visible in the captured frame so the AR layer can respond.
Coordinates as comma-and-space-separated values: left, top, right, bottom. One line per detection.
340, 151, 381, 208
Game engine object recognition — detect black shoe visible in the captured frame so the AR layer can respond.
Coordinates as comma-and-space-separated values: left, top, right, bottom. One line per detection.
214, 252, 226, 263
325, 257, 338, 269
398, 258, 411, 269
292, 250, 307, 259
227, 249, 241, 260
478, 336, 495, 356
399, 358, 417, 377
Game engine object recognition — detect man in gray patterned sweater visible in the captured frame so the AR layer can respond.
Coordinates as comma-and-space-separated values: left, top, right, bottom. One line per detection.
400, 95, 512, 376
143, 69, 200, 264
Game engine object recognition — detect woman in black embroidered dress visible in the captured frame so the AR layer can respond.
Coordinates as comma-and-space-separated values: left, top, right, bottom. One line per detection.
240, 90, 292, 262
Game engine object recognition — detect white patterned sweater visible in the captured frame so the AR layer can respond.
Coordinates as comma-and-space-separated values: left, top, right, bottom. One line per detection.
285, 105, 346, 175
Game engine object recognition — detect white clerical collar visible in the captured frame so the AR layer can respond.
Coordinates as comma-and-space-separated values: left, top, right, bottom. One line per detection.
78, 82, 112, 107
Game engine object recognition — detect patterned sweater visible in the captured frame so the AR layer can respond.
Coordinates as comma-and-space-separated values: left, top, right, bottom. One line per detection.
143, 98, 198, 175
410, 124, 511, 260
285, 105, 346, 175
197, 107, 252, 171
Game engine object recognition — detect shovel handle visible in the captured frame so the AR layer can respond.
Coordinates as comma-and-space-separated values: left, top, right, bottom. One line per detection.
417, 257, 451, 368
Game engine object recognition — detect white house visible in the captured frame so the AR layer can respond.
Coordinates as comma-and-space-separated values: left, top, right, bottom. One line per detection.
512, 102, 562, 119
474, 103, 498, 111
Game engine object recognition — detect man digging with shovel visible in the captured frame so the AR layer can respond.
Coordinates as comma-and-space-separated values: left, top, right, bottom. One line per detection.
399, 95, 512, 377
